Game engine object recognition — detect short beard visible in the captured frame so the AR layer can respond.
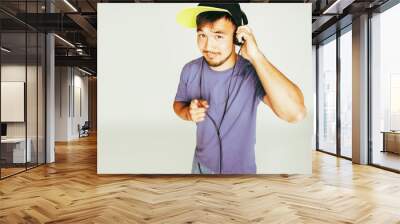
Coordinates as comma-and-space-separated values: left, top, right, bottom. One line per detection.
204, 49, 234, 67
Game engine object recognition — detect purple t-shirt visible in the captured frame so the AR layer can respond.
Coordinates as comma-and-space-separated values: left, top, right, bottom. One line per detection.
175, 55, 266, 174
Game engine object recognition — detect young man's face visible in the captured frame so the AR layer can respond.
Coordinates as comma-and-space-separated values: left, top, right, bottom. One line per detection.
196, 17, 236, 67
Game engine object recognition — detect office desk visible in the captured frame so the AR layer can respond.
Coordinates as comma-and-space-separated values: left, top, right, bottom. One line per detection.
1, 138, 32, 163
381, 131, 400, 154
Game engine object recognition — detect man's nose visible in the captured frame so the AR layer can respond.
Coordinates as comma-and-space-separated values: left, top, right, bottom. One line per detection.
203, 39, 216, 52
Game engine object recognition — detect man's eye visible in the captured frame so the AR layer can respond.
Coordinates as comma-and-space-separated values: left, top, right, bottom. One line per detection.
216, 35, 223, 39
198, 34, 206, 38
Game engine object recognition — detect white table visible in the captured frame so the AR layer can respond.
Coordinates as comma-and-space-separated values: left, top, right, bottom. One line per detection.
1, 138, 32, 163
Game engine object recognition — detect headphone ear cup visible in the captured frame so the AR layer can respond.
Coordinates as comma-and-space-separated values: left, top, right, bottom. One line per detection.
241, 11, 248, 25
233, 27, 243, 46
234, 37, 241, 46
234, 12, 248, 46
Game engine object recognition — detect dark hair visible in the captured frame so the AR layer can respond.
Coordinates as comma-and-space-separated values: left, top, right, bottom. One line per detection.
196, 11, 237, 30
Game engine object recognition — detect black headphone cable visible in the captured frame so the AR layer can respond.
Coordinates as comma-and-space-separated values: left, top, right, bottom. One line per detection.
197, 46, 244, 174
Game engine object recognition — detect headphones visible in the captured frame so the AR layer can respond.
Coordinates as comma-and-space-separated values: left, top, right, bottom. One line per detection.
233, 10, 248, 46
196, 12, 248, 174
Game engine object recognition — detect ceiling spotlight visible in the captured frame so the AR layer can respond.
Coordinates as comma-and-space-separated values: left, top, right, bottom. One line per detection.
54, 34, 75, 48
322, 0, 354, 15
63, 0, 78, 12
1, 47, 11, 53
78, 67, 93, 76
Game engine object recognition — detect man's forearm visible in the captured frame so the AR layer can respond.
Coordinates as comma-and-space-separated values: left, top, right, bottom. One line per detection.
173, 101, 191, 121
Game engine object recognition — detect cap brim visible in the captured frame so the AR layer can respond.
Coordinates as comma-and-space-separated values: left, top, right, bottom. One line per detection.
176, 6, 231, 28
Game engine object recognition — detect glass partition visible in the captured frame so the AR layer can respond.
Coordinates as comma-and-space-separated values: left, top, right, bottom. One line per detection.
0, 1, 46, 179
1, 31, 28, 177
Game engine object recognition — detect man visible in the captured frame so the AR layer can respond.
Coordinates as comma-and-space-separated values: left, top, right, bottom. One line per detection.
173, 3, 307, 174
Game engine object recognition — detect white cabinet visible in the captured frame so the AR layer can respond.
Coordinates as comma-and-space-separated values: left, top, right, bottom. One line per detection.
1, 138, 32, 163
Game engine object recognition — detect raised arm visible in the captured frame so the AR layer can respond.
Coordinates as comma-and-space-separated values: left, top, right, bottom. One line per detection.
236, 25, 307, 123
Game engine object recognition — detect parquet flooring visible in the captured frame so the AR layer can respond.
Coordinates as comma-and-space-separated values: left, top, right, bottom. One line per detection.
1, 134, 400, 223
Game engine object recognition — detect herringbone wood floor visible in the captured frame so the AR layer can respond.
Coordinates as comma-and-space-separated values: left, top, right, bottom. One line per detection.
1, 134, 400, 224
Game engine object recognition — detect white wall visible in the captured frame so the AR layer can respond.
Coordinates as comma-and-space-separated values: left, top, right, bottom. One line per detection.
98, 3, 313, 174
55, 67, 69, 141
55, 67, 89, 141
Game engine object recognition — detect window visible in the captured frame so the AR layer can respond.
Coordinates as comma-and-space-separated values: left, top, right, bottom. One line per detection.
339, 29, 352, 158
371, 2, 400, 171
390, 74, 400, 130
318, 37, 337, 154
